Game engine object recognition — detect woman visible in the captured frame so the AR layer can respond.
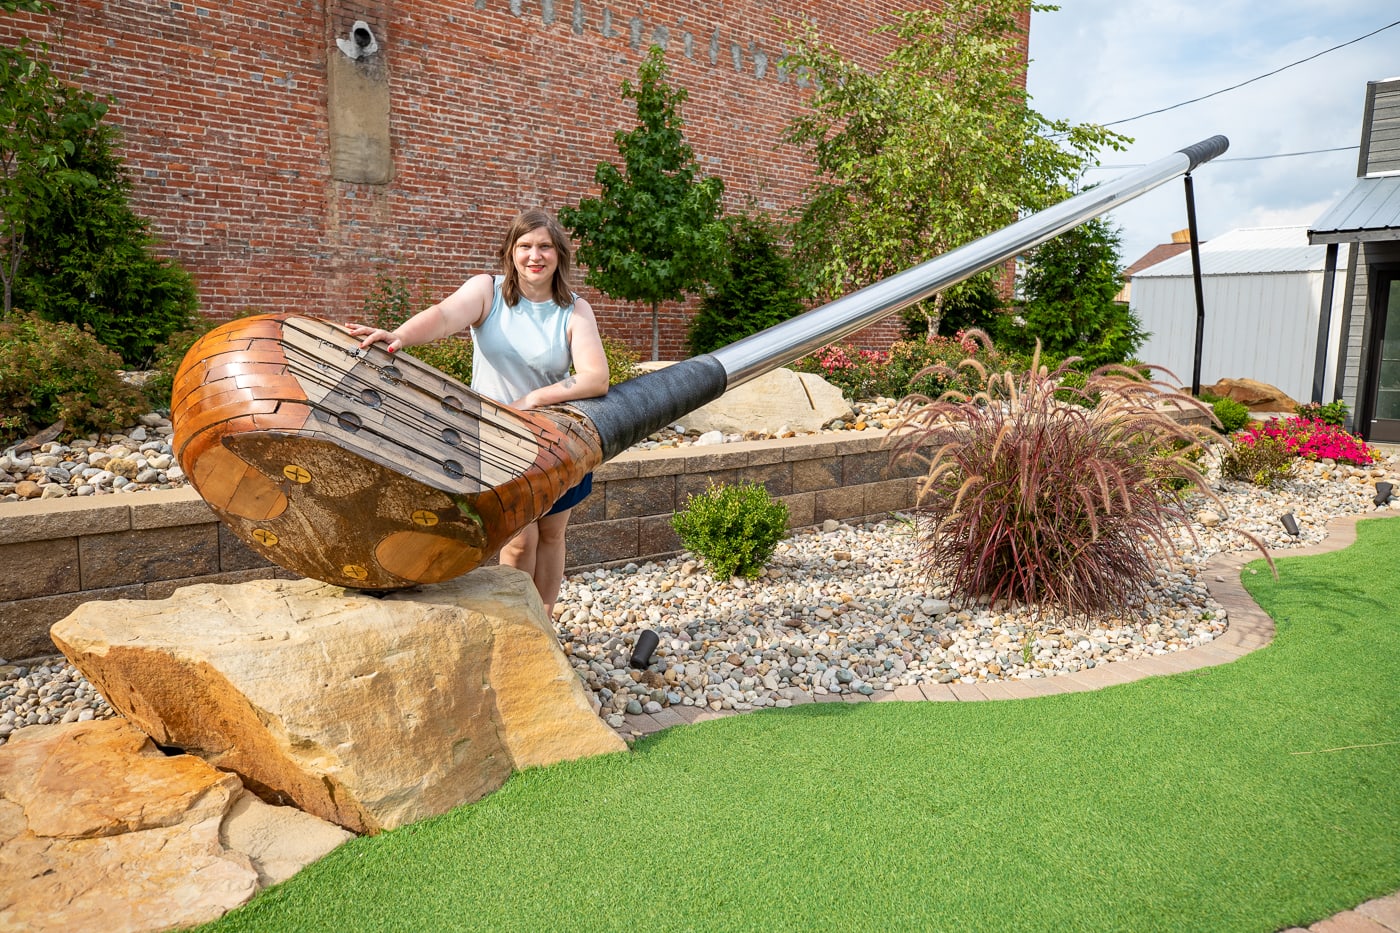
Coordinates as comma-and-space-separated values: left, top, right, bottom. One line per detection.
347, 209, 609, 615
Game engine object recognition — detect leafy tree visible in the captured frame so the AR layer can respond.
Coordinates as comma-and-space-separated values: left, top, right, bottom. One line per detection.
687, 213, 806, 356
0, 0, 106, 318
1012, 216, 1145, 369
0, 0, 197, 363
782, 0, 1127, 336
560, 45, 726, 360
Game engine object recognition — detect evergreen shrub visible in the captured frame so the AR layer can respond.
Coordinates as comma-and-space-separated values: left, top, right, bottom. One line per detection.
672, 481, 789, 580
1207, 395, 1251, 434
1219, 434, 1299, 487
686, 214, 805, 356
0, 314, 146, 445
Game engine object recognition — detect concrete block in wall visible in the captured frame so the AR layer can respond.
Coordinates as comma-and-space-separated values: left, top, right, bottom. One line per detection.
78, 525, 220, 590
814, 485, 866, 525
569, 484, 607, 524
637, 513, 682, 560
843, 450, 898, 487
604, 475, 677, 521
677, 468, 739, 501
566, 517, 639, 570
2, 584, 144, 662
864, 477, 917, 516
779, 492, 815, 529
326, 23, 391, 184
791, 456, 840, 493
738, 462, 791, 497
128, 487, 214, 529
0, 495, 131, 545
0, 538, 79, 601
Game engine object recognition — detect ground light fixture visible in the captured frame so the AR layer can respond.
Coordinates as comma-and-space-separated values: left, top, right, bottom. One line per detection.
1375, 482, 1394, 507
1280, 512, 1301, 539
630, 630, 660, 669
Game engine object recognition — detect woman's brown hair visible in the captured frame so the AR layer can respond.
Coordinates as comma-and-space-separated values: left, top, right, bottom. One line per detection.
497, 208, 574, 308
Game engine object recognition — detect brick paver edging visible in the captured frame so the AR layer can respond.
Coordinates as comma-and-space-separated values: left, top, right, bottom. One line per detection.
609, 512, 1400, 933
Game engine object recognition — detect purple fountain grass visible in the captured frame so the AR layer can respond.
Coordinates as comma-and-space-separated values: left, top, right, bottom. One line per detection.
891, 337, 1272, 618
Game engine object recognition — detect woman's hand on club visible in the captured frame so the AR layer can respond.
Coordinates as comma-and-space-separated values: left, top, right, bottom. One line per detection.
346, 323, 403, 353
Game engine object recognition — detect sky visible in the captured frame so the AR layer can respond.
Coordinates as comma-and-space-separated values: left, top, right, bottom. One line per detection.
1026, 1, 1400, 267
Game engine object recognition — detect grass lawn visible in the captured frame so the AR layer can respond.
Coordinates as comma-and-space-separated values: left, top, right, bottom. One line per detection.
206, 518, 1400, 933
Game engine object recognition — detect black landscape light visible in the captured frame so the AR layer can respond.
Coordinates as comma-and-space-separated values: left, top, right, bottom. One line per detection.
1375, 482, 1394, 507
1280, 512, 1301, 539
629, 630, 660, 669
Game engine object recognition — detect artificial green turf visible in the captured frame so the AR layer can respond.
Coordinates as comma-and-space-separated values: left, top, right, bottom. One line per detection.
206, 517, 1400, 933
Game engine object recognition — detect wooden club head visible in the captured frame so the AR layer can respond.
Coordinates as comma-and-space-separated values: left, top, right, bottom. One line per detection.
170, 314, 603, 590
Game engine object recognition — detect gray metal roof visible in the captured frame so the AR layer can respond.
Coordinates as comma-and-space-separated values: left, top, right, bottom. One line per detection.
1133, 245, 1332, 278
1308, 173, 1400, 244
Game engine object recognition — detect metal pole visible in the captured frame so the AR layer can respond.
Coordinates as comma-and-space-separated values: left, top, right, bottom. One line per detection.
712, 136, 1231, 389
1312, 242, 1339, 403
1183, 173, 1207, 397
576, 136, 1231, 460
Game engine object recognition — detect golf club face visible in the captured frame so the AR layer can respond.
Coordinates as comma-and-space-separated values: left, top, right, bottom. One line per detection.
171, 314, 602, 589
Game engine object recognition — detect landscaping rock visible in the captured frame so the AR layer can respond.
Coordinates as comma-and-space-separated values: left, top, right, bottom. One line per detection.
650, 365, 853, 435
1204, 377, 1299, 414
50, 567, 626, 834
0, 718, 347, 933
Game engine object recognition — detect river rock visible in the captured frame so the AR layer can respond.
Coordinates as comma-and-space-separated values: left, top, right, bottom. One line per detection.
0, 718, 347, 932
50, 568, 626, 835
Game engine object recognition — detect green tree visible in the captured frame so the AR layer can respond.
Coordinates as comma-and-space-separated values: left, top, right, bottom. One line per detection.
783, 0, 1127, 336
687, 213, 806, 356
0, 0, 106, 318
0, 0, 197, 363
1012, 216, 1145, 369
560, 45, 726, 360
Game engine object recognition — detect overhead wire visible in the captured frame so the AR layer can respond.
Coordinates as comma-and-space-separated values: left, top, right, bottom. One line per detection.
1084, 145, 1360, 172
1093, 18, 1400, 129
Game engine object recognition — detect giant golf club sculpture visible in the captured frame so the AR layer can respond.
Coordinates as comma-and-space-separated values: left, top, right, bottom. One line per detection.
172, 137, 1228, 590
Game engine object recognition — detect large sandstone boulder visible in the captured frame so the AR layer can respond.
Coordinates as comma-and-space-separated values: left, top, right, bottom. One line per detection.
646, 364, 853, 435
1204, 377, 1299, 414
50, 567, 625, 835
0, 718, 351, 933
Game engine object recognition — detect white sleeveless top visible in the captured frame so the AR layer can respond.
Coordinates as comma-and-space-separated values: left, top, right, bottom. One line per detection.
469, 275, 574, 405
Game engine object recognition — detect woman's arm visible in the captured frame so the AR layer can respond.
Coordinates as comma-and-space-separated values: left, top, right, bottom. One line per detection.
348, 274, 494, 351
514, 298, 611, 409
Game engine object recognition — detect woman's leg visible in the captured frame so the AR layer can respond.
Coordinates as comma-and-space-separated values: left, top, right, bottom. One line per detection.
531, 509, 572, 616
498, 521, 539, 580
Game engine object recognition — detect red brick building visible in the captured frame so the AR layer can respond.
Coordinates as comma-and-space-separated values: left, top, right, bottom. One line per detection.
1, 1, 1028, 359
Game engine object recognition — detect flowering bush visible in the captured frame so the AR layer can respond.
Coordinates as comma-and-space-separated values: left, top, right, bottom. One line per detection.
1220, 434, 1298, 487
1232, 417, 1374, 466
792, 332, 1002, 401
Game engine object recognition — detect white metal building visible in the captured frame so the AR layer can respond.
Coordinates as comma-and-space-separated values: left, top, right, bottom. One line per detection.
1128, 226, 1349, 402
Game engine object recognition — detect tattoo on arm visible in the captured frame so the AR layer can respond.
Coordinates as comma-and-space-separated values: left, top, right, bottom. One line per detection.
561, 375, 577, 389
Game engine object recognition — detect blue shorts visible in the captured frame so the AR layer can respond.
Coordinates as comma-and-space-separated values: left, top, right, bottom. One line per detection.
546, 473, 593, 516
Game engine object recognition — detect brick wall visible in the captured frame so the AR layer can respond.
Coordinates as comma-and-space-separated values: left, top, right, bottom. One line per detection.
0, 1, 1027, 359
0, 429, 923, 660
